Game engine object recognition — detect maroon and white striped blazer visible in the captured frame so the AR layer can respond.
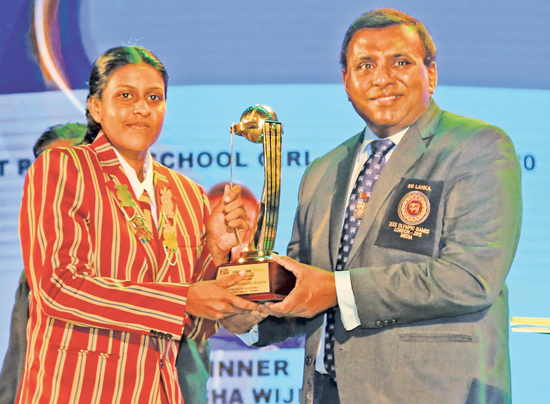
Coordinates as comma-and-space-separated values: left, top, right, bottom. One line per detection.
18, 132, 217, 403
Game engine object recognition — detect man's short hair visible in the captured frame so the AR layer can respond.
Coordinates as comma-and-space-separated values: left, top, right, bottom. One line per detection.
33, 123, 87, 157
341, 8, 436, 70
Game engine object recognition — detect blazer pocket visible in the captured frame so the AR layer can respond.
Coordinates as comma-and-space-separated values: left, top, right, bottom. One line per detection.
174, 234, 204, 267
179, 233, 203, 247
399, 333, 475, 343
398, 332, 480, 398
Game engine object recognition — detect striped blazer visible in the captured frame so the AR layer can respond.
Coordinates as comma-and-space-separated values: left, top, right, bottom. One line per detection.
18, 132, 217, 404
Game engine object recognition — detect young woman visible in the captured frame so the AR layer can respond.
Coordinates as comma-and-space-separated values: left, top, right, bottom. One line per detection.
18, 46, 256, 404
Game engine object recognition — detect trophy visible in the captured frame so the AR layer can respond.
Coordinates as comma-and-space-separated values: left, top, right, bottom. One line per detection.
216, 105, 296, 302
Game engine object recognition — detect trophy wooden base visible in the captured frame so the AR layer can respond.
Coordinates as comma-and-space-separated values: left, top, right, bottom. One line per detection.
216, 260, 296, 302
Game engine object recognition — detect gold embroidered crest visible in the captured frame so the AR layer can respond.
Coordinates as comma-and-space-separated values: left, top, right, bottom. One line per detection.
398, 191, 430, 225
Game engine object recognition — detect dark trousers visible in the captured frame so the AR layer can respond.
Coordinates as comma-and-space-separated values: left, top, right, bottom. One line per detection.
314, 371, 341, 404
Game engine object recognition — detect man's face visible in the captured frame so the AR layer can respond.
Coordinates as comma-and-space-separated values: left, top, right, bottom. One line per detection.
343, 25, 437, 138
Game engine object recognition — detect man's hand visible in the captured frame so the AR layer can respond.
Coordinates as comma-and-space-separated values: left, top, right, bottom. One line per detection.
220, 310, 268, 334
206, 185, 249, 266
186, 271, 259, 320
259, 254, 337, 318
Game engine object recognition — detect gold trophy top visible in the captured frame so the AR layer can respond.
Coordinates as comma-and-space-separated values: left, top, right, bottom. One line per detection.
230, 105, 279, 143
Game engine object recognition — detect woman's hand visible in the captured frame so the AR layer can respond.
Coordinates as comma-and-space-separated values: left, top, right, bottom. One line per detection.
220, 310, 267, 334
186, 270, 259, 320
206, 185, 249, 266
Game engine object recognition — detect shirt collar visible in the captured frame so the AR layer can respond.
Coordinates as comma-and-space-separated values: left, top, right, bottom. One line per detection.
359, 126, 408, 157
112, 148, 155, 200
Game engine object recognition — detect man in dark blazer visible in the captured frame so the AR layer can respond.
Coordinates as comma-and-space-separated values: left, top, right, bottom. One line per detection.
222, 8, 522, 404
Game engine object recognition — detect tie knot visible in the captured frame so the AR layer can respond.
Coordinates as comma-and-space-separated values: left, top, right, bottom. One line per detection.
370, 138, 394, 157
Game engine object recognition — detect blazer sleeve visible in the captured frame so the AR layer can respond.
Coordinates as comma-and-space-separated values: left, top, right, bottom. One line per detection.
182, 189, 219, 341
20, 149, 190, 339
287, 162, 314, 266
351, 125, 522, 328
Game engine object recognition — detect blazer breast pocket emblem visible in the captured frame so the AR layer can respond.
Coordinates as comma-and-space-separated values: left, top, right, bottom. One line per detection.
375, 178, 444, 256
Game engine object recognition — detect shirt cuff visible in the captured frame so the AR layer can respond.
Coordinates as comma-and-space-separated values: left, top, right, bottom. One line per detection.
334, 270, 361, 330
236, 324, 259, 346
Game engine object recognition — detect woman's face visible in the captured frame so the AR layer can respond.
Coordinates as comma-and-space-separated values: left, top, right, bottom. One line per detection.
88, 63, 166, 162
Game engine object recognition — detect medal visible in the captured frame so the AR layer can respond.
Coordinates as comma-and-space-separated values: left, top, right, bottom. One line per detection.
354, 192, 368, 219
163, 233, 178, 256
115, 184, 136, 207
354, 200, 366, 218
129, 215, 153, 242
160, 188, 175, 218
114, 184, 152, 242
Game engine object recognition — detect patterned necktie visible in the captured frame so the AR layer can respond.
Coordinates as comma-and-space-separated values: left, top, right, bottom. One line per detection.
324, 138, 395, 380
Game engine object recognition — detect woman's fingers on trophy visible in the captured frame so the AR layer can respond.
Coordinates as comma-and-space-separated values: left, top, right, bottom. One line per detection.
216, 271, 259, 312
210, 185, 242, 216
222, 185, 249, 239
216, 269, 247, 287
228, 295, 260, 312
224, 209, 248, 228
224, 199, 248, 223
186, 281, 228, 320
187, 274, 259, 320
223, 184, 242, 203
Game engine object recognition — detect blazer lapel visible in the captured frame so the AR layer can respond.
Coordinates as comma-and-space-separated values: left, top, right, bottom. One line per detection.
327, 133, 364, 270
346, 99, 442, 266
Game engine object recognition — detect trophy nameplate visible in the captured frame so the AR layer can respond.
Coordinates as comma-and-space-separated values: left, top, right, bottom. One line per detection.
216, 261, 296, 302
216, 105, 296, 302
